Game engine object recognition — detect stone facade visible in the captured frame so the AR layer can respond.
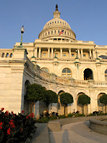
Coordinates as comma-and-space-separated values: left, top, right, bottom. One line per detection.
1, 5, 107, 117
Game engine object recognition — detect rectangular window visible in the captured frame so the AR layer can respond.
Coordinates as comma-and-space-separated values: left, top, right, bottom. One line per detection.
83, 54, 86, 57
63, 54, 66, 56
72, 54, 74, 57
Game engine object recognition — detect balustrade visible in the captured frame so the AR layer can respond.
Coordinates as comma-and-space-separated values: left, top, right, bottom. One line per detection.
0, 50, 13, 58
34, 66, 107, 88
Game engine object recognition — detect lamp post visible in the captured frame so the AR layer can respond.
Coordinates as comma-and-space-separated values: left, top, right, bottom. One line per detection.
20, 26, 25, 46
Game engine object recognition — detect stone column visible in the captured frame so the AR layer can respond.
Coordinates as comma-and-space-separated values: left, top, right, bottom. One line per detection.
60, 48, 62, 58
51, 48, 53, 58
39, 47, 41, 58
81, 49, 83, 59
48, 48, 50, 58
69, 48, 71, 59
35, 47, 37, 58
92, 50, 95, 59
78, 49, 80, 58
89, 49, 91, 59
89, 89, 97, 113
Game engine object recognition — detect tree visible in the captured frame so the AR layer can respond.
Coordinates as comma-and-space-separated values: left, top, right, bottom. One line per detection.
78, 94, 90, 114
60, 92, 73, 115
25, 83, 46, 102
45, 90, 58, 106
99, 94, 107, 113
25, 83, 46, 113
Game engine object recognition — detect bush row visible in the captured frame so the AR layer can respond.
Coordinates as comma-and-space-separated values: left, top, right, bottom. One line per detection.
36, 112, 107, 123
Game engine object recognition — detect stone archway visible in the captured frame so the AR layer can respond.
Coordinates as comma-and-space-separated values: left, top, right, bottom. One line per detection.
84, 68, 93, 80
77, 92, 88, 115
97, 93, 106, 113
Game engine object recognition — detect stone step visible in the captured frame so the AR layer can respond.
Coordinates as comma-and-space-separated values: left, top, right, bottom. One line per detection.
68, 130, 98, 143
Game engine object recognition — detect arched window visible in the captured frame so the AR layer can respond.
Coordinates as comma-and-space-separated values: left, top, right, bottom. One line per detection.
2, 53, 4, 58
84, 68, 93, 80
105, 69, 107, 81
10, 53, 13, 58
48, 31, 50, 35
6, 53, 9, 57
62, 68, 71, 78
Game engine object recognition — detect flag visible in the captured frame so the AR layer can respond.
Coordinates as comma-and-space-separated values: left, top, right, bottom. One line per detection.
59, 30, 64, 35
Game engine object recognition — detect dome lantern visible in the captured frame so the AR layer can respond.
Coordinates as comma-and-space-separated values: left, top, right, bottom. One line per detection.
53, 4, 61, 18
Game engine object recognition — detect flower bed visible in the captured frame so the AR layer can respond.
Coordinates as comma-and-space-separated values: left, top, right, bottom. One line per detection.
0, 108, 36, 143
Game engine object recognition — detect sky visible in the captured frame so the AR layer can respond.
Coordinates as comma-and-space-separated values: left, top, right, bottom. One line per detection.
0, 0, 107, 49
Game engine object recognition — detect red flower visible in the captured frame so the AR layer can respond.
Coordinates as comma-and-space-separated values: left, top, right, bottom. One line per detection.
21, 110, 24, 114
20, 128, 23, 132
0, 122, 3, 130
11, 111, 14, 115
26, 116, 28, 119
1, 108, 4, 111
7, 128, 11, 135
9, 120, 15, 128
28, 113, 34, 118
31, 113, 34, 118
5, 111, 9, 116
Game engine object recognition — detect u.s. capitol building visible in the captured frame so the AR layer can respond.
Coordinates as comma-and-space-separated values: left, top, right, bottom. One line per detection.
1, 5, 107, 117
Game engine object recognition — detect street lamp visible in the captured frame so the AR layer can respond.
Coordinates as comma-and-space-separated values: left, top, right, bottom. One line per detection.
20, 26, 25, 46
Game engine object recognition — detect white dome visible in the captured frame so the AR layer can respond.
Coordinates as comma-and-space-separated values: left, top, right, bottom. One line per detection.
43, 17, 71, 31
38, 5, 76, 41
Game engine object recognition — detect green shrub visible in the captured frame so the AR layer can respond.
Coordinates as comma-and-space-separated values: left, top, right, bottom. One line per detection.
88, 113, 93, 116
49, 116, 57, 120
58, 115, 66, 119
67, 113, 73, 117
75, 114, 85, 117
0, 108, 36, 143
99, 112, 106, 116
36, 117, 49, 123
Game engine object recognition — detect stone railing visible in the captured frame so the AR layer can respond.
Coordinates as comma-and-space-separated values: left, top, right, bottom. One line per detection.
100, 59, 107, 62
25, 56, 36, 76
80, 59, 96, 62
93, 81, 107, 87
34, 66, 107, 88
0, 49, 13, 58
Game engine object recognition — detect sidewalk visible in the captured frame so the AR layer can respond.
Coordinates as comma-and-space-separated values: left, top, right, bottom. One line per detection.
30, 116, 107, 143
31, 123, 49, 143
49, 121, 107, 143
